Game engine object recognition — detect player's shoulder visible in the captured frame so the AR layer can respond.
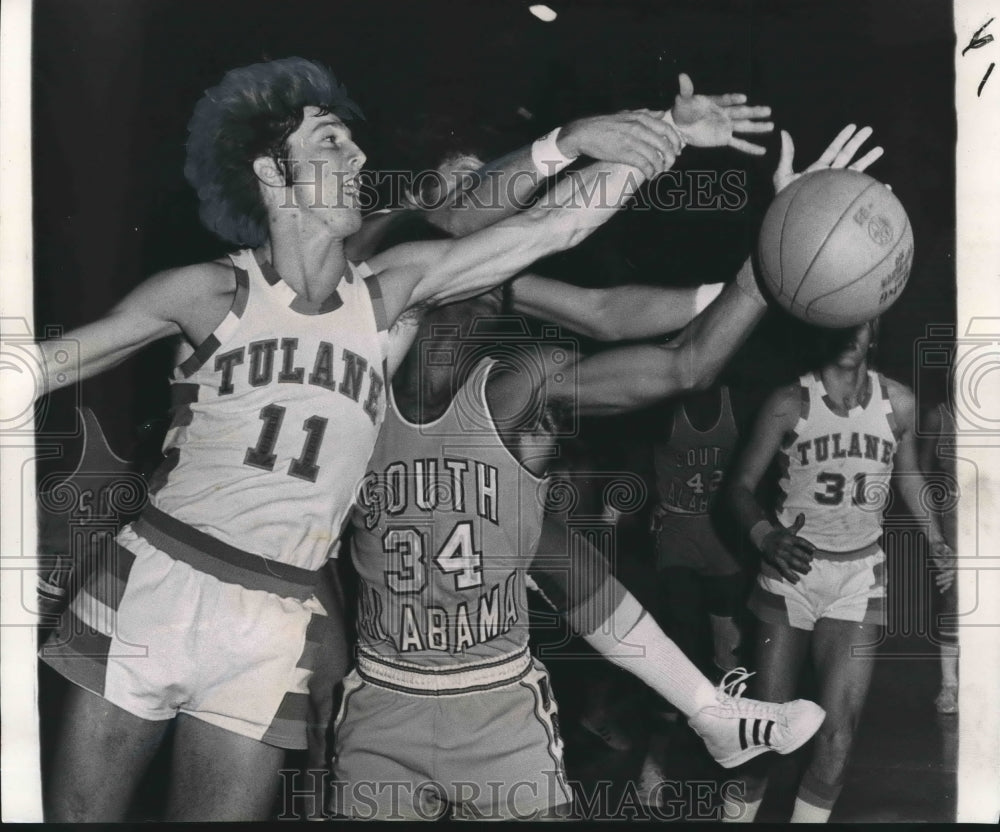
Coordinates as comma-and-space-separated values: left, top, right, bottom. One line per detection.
879, 374, 915, 409
764, 382, 804, 417
146, 257, 236, 299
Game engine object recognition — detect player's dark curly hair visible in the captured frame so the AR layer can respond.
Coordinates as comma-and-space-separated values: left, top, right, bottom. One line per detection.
184, 57, 363, 247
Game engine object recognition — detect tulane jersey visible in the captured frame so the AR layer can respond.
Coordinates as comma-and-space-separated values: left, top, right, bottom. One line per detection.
776, 371, 898, 552
653, 386, 738, 515
150, 249, 389, 570
350, 358, 549, 667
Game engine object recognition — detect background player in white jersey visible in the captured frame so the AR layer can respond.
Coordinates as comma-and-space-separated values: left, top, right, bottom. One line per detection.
19, 56, 698, 822
328, 125, 882, 820
727, 320, 953, 823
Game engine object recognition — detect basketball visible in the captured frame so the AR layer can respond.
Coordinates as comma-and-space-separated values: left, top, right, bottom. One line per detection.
757, 169, 914, 328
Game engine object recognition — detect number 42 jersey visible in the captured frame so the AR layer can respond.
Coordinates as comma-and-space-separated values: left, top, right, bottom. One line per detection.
776, 371, 899, 552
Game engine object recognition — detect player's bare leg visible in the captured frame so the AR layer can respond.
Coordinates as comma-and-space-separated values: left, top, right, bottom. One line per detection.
164, 714, 286, 821
789, 618, 878, 823
721, 620, 811, 823
45, 685, 169, 821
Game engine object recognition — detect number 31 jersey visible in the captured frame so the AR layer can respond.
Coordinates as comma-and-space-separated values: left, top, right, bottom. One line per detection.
776, 371, 899, 552
149, 249, 388, 571
350, 358, 549, 668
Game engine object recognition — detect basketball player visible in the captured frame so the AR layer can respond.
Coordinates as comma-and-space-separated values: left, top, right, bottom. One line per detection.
918, 400, 959, 714
304, 72, 776, 780
328, 125, 883, 820
650, 384, 747, 675
726, 320, 953, 823
21, 57, 700, 821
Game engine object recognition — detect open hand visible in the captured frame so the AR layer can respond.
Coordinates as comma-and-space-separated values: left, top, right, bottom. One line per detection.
773, 124, 884, 194
670, 73, 773, 156
559, 110, 684, 180
761, 513, 815, 584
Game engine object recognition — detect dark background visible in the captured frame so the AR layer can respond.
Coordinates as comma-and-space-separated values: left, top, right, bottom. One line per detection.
32, 0, 955, 456
29, 2, 959, 819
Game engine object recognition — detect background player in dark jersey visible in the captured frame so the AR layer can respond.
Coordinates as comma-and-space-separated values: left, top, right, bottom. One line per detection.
728, 321, 954, 823
651, 383, 748, 676
19, 57, 692, 822
328, 125, 881, 819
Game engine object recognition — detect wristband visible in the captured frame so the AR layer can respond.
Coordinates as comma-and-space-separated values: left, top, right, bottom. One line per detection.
750, 520, 776, 550
694, 283, 725, 315
531, 127, 577, 177
661, 110, 688, 149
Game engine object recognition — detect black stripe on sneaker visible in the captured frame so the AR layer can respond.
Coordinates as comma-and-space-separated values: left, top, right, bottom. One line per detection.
739, 718, 749, 750
764, 720, 775, 747
753, 718, 762, 746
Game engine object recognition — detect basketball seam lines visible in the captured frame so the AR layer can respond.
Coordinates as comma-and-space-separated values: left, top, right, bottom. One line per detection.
777, 180, 810, 296
790, 180, 881, 307
804, 214, 911, 313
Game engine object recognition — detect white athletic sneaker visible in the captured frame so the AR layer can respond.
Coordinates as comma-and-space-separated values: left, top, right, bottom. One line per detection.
688, 668, 826, 769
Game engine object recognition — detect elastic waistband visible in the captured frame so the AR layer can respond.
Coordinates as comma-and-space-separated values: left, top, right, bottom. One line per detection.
655, 504, 707, 518
812, 541, 882, 562
356, 646, 532, 696
131, 505, 320, 601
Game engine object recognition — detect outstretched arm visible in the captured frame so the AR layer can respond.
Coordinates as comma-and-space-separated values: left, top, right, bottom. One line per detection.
368, 112, 684, 326
545, 123, 885, 415
508, 273, 724, 340
11, 261, 226, 399
431, 73, 774, 237
564, 258, 767, 414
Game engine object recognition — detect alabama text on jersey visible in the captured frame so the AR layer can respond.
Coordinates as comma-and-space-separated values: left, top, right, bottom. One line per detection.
350, 359, 548, 665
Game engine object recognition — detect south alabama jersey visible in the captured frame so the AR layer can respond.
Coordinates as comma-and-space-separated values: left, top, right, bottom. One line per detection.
653, 387, 738, 515
150, 249, 389, 570
350, 358, 549, 667
777, 371, 898, 552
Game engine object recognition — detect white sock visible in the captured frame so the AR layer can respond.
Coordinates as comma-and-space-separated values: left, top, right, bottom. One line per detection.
583, 600, 717, 717
790, 797, 831, 823
722, 796, 761, 823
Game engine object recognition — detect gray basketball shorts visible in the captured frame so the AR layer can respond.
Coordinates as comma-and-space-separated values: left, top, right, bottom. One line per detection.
329, 646, 574, 820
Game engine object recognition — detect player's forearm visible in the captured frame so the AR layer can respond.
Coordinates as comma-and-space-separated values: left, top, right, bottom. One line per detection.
420, 160, 651, 308
730, 482, 773, 546
662, 259, 767, 387
570, 261, 765, 416
510, 276, 721, 341
428, 146, 542, 238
